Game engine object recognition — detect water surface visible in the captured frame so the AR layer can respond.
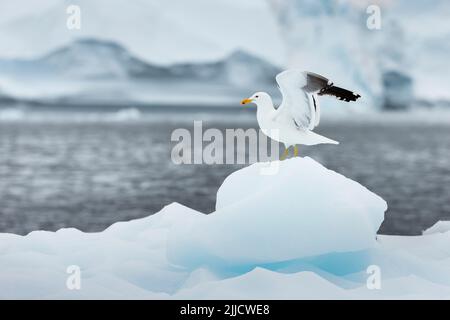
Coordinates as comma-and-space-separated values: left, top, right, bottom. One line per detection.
0, 109, 449, 235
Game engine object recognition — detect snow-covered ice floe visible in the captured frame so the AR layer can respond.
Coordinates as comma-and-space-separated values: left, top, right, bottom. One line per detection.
1, 157, 449, 299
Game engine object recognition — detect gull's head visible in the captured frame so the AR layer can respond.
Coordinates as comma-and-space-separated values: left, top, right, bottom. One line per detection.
241, 92, 270, 107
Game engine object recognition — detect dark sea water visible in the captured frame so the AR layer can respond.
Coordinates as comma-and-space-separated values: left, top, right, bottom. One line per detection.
0, 108, 449, 235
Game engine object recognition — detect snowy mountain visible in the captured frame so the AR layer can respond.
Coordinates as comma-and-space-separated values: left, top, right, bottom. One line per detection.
0, 39, 165, 80
170, 50, 280, 86
0, 39, 280, 106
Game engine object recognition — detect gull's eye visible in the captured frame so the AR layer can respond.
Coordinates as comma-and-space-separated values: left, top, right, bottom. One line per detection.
255, 95, 259, 98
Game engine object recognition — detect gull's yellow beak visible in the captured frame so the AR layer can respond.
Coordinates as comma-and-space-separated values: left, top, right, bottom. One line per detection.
241, 98, 253, 105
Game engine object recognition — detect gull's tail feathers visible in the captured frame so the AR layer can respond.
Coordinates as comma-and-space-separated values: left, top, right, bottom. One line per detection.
318, 85, 361, 102
303, 130, 339, 146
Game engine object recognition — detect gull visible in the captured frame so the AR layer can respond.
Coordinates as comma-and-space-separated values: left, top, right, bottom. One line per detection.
241, 69, 361, 158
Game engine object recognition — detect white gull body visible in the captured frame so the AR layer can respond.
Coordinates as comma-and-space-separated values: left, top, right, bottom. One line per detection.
242, 69, 361, 148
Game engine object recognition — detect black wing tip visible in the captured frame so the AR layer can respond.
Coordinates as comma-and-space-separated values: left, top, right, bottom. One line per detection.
342, 92, 361, 102
319, 85, 361, 102
350, 92, 362, 102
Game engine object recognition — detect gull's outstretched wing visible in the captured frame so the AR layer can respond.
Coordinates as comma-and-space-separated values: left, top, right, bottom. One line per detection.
303, 71, 362, 102
276, 70, 331, 130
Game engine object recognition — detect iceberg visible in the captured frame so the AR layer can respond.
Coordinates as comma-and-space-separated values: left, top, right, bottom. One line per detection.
167, 158, 386, 268
0, 157, 449, 299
